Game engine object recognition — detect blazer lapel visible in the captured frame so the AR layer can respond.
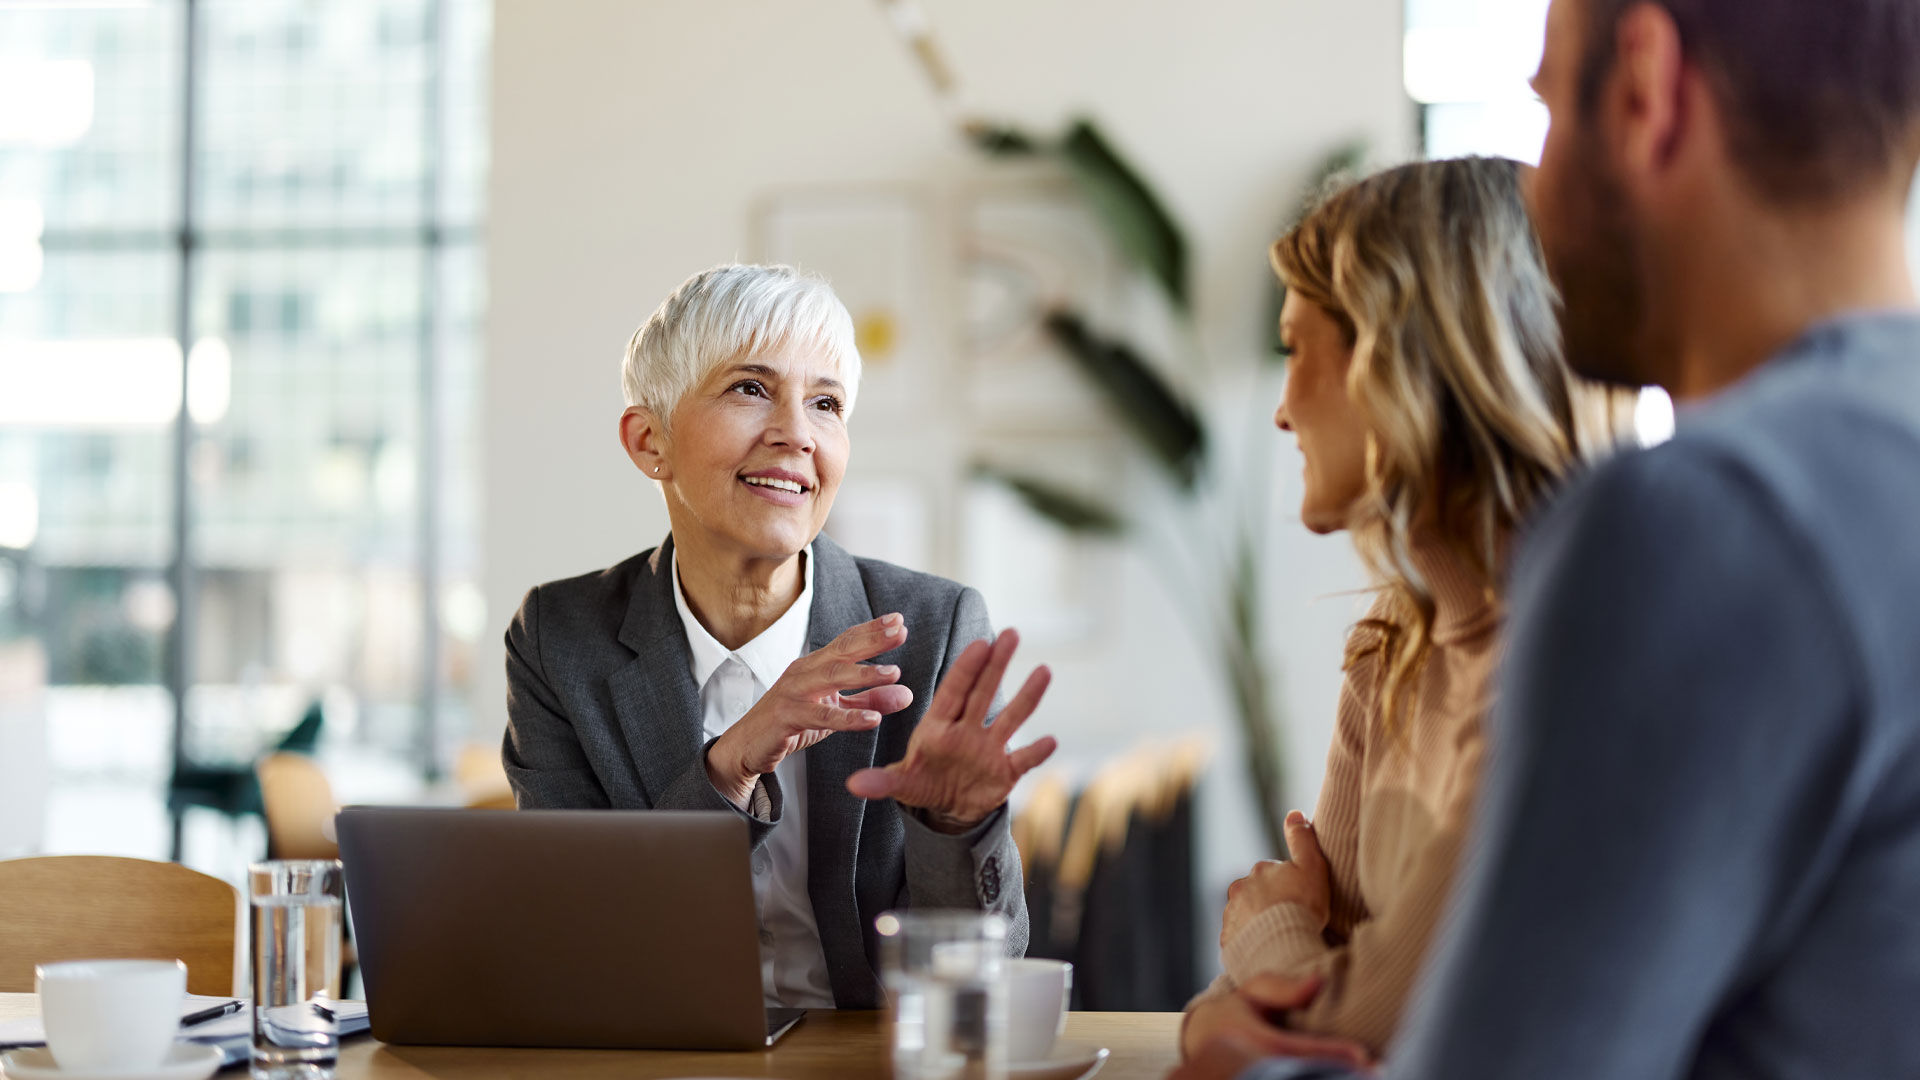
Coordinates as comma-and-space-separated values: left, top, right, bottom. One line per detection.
607, 537, 706, 806
803, 534, 884, 1005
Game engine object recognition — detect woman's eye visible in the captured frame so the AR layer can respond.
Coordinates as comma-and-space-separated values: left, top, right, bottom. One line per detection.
812, 395, 845, 415
729, 380, 767, 398
1274, 342, 1296, 360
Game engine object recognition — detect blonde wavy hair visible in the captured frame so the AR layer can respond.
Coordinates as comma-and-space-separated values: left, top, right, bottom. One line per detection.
1273, 157, 1615, 729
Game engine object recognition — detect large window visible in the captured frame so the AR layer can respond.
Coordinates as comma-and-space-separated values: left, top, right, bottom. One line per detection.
1404, 0, 1552, 165
1405, 0, 1675, 443
0, 0, 489, 869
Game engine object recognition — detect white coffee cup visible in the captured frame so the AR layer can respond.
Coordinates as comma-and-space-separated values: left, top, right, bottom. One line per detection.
1003, 957, 1073, 1063
36, 959, 186, 1072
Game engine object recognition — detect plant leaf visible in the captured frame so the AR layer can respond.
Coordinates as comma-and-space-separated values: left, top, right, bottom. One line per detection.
1042, 308, 1206, 487
1311, 140, 1368, 193
972, 464, 1126, 535
1230, 531, 1257, 647
1059, 119, 1189, 311
965, 120, 1046, 156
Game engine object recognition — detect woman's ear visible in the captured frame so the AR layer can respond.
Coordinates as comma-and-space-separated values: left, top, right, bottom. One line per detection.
619, 406, 670, 481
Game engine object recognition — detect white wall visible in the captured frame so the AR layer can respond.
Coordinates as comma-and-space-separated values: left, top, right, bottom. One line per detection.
485, 0, 1411, 949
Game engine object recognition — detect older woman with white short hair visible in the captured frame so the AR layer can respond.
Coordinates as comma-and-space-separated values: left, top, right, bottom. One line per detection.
503, 263, 1056, 1010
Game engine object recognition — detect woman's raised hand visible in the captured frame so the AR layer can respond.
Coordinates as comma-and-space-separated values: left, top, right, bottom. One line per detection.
704, 613, 917, 809
845, 629, 1056, 832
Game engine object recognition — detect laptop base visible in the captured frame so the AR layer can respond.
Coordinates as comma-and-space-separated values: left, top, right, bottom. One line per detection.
765, 1009, 807, 1045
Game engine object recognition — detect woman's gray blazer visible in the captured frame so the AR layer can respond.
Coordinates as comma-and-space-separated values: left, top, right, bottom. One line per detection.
501, 531, 1028, 1008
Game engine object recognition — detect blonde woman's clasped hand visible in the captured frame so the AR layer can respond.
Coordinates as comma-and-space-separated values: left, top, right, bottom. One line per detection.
1221, 811, 1332, 947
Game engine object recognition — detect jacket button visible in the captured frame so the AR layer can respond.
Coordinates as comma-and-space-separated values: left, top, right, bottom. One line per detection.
980, 856, 1002, 904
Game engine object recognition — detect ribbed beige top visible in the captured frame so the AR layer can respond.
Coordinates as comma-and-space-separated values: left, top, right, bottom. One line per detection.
1192, 542, 1499, 1056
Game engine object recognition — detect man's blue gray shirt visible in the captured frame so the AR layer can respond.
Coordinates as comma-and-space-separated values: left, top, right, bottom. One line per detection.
1248, 312, 1920, 1079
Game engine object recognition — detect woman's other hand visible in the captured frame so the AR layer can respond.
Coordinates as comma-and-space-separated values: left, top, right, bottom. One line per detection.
1221, 812, 1332, 945
704, 613, 916, 809
845, 629, 1056, 832
1179, 974, 1373, 1070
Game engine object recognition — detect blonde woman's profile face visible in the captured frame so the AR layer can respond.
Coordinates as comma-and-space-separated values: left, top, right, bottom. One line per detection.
1275, 292, 1369, 535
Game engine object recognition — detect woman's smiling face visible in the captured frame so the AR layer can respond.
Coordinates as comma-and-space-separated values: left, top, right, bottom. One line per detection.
1275, 291, 1369, 535
654, 347, 850, 561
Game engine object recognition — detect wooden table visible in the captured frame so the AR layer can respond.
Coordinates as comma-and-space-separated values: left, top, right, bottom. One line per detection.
0, 995, 1181, 1080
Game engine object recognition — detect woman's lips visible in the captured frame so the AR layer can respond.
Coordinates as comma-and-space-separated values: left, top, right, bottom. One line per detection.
739, 475, 809, 507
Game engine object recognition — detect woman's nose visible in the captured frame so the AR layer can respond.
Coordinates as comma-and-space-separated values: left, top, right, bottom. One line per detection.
1275, 399, 1293, 433
764, 400, 816, 453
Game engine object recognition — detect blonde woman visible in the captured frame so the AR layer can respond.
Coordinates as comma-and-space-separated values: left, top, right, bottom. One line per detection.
1182, 157, 1612, 1064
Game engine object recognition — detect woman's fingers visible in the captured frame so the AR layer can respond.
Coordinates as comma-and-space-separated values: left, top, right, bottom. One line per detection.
1244, 1028, 1374, 1071
810, 704, 886, 733
1194, 995, 1362, 1067
1173, 1036, 1267, 1080
846, 762, 944, 808
960, 629, 1021, 727
811, 660, 901, 693
826, 614, 909, 663
925, 637, 992, 721
987, 665, 1051, 743
1284, 810, 1323, 868
1007, 735, 1058, 776
844, 763, 903, 800
838, 685, 914, 715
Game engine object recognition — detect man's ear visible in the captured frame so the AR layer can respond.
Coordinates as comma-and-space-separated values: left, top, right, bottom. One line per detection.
619, 406, 670, 481
1610, 3, 1690, 198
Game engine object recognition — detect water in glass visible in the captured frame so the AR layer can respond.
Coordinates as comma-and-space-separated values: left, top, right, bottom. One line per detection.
878, 911, 1007, 1080
888, 969, 1004, 1080
250, 861, 343, 1080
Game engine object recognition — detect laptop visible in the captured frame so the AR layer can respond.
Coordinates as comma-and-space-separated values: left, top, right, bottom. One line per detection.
335, 806, 808, 1050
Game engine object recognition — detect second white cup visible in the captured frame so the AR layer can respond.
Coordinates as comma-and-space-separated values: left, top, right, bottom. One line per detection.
1004, 957, 1073, 1063
36, 959, 186, 1073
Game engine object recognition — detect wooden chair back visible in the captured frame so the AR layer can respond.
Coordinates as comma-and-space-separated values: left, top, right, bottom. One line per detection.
1057, 735, 1212, 891
453, 742, 515, 808
1011, 770, 1071, 879
0, 855, 241, 996
256, 752, 339, 860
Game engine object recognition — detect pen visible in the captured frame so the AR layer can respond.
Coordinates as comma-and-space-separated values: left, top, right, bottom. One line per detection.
179, 1000, 245, 1028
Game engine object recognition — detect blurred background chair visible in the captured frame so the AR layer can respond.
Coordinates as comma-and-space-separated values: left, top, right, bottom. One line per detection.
167, 699, 328, 862
253, 751, 363, 990
1012, 770, 1073, 955
0, 855, 241, 996
256, 750, 339, 861
1021, 738, 1209, 1010
453, 743, 516, 810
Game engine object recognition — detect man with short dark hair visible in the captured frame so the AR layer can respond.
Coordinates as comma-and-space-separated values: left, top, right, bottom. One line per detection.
1177, 1, 1920, 1077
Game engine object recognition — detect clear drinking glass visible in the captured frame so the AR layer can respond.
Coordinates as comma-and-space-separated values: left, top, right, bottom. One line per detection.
249, 860, 344, 1080
878, 910, 1008, 1080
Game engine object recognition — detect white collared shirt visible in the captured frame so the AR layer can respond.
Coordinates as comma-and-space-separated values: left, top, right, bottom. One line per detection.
671, 545, 837, 1009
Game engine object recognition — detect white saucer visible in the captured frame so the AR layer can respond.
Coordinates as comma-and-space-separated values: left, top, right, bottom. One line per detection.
1009, 1045, 1110, 1080
0, 1043, 223, 1080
